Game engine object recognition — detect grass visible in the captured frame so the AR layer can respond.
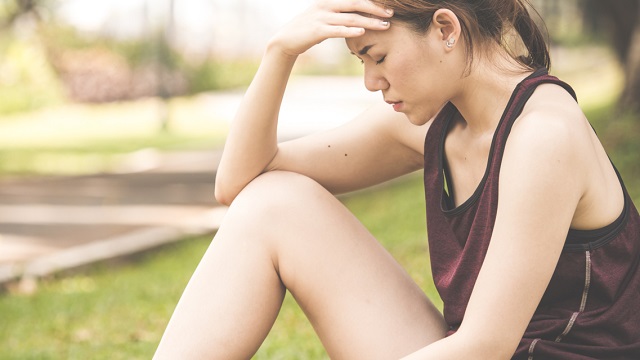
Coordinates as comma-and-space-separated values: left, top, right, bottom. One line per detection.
0, 173, 437, 359
589, 105, 640, 202
0, 236, 207, 360
0, 95, 230, 176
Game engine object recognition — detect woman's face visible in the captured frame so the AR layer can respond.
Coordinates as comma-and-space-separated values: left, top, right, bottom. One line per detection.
346, 22, 464, 125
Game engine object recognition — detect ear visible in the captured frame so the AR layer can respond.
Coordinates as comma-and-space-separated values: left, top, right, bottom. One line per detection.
432, 9, 461, 51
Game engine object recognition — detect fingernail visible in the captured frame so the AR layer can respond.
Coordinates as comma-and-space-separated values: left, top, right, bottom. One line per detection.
385, 9, 393, 15
381, 20, 390, 27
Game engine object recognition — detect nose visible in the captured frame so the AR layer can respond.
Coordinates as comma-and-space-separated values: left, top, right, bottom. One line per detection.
363, 66, 389, 92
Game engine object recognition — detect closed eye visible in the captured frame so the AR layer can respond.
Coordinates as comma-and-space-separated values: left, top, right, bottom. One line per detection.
376, 56, 386, 65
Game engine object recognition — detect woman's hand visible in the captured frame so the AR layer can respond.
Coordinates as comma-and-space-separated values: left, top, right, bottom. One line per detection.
269, 0, 393, 57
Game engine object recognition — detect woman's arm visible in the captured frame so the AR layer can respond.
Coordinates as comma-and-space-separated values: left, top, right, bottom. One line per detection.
266, 103, 430, 194
215, 0, 396, 205
401, 102, 588, 359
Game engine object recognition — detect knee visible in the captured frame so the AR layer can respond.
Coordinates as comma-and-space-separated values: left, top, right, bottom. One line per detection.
226, 171, 331, 224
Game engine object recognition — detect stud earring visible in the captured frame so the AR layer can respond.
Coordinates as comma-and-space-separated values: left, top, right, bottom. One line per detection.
446, 38, 456, 48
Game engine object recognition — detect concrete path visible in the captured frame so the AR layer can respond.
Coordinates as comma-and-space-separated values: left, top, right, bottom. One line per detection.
0, 76, 379, 284
0, 152, 226, 283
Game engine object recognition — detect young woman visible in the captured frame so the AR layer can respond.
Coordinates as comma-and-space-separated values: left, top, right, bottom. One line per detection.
154, 0, 640, 358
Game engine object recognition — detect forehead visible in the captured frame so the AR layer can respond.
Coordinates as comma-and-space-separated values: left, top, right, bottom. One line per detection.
345, 22, 415, 54
345, 30, 381, 54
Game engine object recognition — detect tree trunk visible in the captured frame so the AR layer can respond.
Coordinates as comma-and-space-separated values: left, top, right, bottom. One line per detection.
592, 0, 640, 111
622, 8, 640, 111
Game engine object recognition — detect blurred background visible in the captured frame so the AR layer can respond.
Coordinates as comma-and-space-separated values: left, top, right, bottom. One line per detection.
0, 0, 637, 174
0, 0, 638, 358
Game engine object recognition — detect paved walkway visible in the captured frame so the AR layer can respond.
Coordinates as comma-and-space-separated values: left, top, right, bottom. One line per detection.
0, 76, 379, 284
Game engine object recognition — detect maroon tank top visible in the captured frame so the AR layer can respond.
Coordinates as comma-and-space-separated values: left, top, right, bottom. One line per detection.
423, 69, 640, 359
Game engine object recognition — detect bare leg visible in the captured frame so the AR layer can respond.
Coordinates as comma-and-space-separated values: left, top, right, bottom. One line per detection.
154, 171, 447, 359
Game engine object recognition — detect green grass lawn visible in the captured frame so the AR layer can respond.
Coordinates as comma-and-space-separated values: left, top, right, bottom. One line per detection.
0, 173, 438, 359
0, 96, 229, 176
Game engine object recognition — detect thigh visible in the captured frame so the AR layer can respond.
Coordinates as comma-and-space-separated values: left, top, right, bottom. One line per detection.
237, 171, 448, 359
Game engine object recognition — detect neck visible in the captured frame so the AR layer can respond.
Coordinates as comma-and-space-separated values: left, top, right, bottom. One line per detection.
449, 53, 534, 135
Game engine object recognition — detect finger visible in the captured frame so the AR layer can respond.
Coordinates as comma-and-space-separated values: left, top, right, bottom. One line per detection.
328, 12, 391, 31
319, 24, 365, 39
322, 0, 393, 18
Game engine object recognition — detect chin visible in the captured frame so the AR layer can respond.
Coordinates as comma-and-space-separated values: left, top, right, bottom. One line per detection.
406, 112, 430, 126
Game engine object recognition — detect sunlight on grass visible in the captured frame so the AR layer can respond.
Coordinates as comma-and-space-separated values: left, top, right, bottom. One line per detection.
0, 96, 229, 148
0, 95, 230, 175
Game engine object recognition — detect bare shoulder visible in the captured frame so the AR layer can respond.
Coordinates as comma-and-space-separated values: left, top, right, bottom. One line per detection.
501, 83, 591, 197
509, 82, 590, 159
502, 81, 624, 230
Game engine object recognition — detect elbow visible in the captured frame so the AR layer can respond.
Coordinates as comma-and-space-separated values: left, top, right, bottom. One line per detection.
214, 186, 234, 207
214, 175, 239, 206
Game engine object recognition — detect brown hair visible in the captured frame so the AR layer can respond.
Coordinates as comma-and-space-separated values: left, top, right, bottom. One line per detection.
370, 0, 550, 71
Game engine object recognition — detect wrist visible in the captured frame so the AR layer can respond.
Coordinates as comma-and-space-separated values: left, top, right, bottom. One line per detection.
266, 37, 300, 61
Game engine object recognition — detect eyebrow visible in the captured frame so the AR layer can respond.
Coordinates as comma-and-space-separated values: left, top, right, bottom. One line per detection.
359, 45, 374, 56
351, 45, 374, 56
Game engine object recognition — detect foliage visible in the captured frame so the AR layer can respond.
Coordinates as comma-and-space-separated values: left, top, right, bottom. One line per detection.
588, 104, 640, 203
0, 36, 64, 115
0, 19, 262, 113
185, 59, 259, 94
0, 0, 55, 29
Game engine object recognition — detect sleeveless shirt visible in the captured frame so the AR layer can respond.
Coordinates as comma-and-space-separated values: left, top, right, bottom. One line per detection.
423, 69, 640, 359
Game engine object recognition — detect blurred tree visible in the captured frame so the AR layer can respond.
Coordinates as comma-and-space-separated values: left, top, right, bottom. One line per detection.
0, 0, 64, 115
586, 0, 640, 111
0, 0, 50, 29
155, 0, 176, 132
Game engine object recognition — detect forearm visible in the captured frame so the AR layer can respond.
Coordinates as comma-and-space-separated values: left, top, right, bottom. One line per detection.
214, 43, 297, 204
400, 332, 513, 360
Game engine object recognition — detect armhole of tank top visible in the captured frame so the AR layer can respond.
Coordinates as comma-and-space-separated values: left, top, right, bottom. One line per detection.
564, 162, 630, 252
442, 155, 456, 210
437, 106, 461, 212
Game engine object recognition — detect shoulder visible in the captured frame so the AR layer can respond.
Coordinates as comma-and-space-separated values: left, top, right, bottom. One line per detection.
509, 82, 588, 158
501, 83, 590, 195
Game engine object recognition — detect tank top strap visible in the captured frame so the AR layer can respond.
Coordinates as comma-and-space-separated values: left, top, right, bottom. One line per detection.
489, 69, 578, 174
424, 102, 457, 171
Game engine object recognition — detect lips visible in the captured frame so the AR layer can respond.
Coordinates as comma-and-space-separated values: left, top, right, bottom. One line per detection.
386, 99, 404, 112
